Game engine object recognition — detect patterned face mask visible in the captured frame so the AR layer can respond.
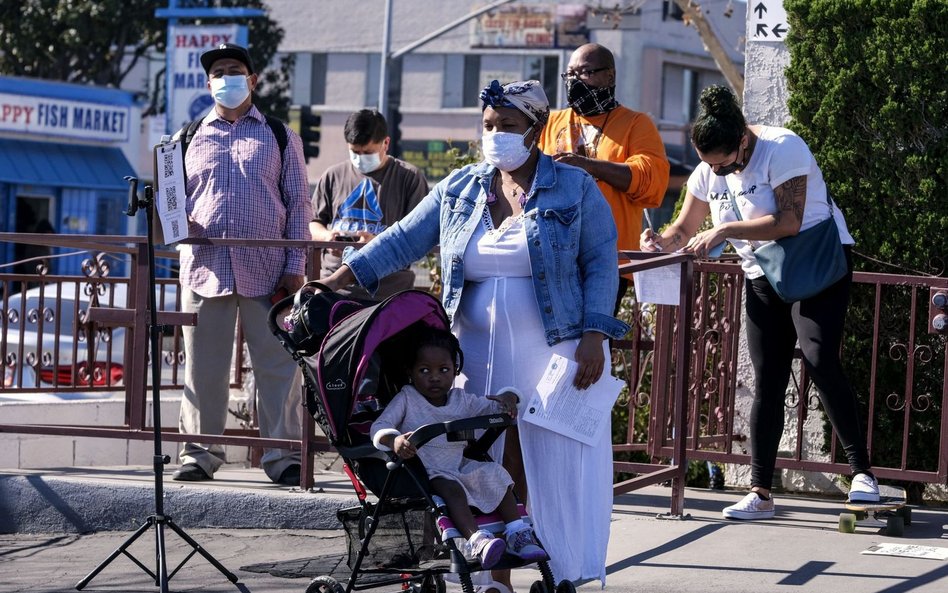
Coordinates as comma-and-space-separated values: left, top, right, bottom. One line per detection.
565, 78, 619, 117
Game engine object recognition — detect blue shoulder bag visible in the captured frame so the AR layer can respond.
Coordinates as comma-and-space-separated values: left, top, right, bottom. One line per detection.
729, 192, 848, 302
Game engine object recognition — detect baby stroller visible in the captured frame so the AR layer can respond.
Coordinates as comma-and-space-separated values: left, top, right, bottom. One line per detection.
269, 285, 575, 593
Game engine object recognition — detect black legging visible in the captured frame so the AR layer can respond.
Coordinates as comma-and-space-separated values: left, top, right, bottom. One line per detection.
744, 246, 871, 489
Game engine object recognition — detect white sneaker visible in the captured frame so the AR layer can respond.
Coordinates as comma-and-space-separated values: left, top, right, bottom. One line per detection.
848, 473, 880, 502
722, 492, 775, 520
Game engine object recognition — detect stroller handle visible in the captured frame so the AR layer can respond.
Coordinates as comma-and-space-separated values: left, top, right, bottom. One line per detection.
408, 413, 514, 449
385, 414, 514, 471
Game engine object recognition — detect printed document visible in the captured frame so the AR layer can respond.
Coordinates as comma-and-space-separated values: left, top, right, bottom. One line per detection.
522, 354, 624, 445
633, 264, 681, 305
153, 141, 188, 244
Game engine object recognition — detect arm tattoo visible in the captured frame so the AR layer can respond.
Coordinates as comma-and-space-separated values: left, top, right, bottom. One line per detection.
668, 231, 683, 248
772, 175, 807, 226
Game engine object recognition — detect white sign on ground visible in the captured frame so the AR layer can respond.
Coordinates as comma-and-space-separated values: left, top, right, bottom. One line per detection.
861, 543, 948, 561
748, 1, 790, 43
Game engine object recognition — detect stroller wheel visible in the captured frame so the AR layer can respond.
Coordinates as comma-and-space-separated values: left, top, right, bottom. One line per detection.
555, 581, 577, 593
305, 575, 345, 593
529, 581, 551, 593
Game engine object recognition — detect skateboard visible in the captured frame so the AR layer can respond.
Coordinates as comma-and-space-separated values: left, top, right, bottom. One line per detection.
839, 485, 910, 536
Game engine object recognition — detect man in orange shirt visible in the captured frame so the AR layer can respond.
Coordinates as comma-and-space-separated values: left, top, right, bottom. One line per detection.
539, 43, 670, 308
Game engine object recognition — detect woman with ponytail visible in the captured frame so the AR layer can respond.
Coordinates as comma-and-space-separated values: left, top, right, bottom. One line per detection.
641, 85, 878, 520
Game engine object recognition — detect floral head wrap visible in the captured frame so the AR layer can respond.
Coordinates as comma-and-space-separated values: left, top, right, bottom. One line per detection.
479, 79, 550, 125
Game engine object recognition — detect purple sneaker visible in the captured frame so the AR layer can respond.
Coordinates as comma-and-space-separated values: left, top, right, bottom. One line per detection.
506, 528, 547, 562
470, 533, 506, 569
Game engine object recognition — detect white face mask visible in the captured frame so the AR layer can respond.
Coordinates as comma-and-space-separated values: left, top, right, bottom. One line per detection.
210, 75, 251, 109
482, 127, 534, 172
349, 150, 382, 174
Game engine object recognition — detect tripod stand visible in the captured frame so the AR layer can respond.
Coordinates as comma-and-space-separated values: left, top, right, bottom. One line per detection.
76, 177, 238, 592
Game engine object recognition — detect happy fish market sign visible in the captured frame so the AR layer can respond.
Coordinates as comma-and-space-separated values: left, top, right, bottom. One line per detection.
0, 92, 130, 142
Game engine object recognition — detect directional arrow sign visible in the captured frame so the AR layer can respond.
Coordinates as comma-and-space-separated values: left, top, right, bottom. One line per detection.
748, 0, 789, 44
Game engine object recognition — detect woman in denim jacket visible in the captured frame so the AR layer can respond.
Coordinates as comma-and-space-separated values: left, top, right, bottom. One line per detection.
323, 80, 628, 591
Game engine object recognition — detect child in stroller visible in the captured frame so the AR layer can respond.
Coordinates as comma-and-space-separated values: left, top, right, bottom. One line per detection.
270, 288, 574, 593
371, 327, 547, 570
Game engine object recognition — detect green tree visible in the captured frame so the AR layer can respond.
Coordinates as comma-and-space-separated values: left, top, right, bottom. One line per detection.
0, 0, 291, 119
784, 0, 947, 277
784, 0, 948, 498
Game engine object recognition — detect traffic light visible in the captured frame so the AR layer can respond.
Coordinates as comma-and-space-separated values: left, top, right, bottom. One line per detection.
289, 105, 321, 161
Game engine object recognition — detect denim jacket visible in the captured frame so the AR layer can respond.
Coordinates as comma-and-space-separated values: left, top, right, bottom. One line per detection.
344, 152, 630, 346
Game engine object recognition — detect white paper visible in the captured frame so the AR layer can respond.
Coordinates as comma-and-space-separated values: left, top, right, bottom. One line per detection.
521, 354, 624, 445
154, 141, 189, 244
633, 264, 681, 305
861, 543, 948, 561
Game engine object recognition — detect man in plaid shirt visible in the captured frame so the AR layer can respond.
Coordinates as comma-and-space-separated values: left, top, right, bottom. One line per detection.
173, 43, 312, 486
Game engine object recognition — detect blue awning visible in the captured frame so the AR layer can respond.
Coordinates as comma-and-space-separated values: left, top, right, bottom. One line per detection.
0, 138, 135, 190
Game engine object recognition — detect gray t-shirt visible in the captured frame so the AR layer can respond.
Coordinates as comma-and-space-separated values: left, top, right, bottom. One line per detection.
312, 156, 428, 300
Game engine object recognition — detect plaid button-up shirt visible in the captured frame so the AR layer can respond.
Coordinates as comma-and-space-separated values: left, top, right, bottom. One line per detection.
180, 106, 312, 298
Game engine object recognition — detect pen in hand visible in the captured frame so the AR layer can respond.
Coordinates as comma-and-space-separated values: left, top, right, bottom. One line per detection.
641, 210, 663, 252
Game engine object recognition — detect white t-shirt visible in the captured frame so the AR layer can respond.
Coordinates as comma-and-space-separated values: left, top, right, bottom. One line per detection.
687, 126, 854, 279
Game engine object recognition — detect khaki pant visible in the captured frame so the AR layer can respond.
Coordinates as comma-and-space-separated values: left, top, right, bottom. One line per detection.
179, 290, 302, 482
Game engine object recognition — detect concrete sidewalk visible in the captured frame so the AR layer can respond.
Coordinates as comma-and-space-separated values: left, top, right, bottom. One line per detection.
2, 465, 947, 593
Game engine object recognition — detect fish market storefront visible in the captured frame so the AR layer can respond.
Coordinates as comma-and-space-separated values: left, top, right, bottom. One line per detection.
0, 76, 141, 277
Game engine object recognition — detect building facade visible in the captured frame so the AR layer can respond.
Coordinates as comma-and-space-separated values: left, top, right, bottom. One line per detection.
266, 0, 745, 206
0, 77, 145, 276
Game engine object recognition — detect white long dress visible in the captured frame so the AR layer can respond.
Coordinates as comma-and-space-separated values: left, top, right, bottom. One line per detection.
453, 210, 613, 586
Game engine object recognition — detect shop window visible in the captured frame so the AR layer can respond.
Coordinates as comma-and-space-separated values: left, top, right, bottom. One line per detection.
524, 55, 559, 108
661, 63, 725, 124
290, 52, 327, 106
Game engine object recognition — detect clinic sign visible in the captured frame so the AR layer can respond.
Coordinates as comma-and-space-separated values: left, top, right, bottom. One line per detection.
0, 92, 130, 141
167, 24, 244, 132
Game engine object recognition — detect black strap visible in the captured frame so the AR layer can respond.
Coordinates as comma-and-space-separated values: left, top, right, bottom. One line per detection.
727, 189, 836, 223
178, 113, 290, 205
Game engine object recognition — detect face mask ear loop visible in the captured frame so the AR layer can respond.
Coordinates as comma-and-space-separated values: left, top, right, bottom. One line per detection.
523, 123, 538, 152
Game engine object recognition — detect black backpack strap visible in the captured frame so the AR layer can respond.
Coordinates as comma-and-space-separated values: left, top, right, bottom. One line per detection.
176, 119, 202, 179
264, 114, 289, 159
264, 114, 290, 207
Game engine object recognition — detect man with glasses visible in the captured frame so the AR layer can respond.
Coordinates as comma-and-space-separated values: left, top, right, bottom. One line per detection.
539, 43, 669, 308
172, 43, 312, 487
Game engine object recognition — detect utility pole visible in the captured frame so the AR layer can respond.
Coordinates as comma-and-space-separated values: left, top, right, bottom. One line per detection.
378, 0, 394, 117
376, 0, 516, 155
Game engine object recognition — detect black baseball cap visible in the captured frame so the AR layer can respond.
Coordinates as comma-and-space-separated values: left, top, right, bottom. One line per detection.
200, 43, 255, 75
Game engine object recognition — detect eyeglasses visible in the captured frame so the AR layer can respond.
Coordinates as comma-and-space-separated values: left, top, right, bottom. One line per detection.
560, 67, 611, 81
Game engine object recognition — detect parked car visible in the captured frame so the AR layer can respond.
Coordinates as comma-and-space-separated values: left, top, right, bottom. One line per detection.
1, 280, 180, 398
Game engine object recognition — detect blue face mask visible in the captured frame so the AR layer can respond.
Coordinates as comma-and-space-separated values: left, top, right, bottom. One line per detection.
210, 75, 251, 109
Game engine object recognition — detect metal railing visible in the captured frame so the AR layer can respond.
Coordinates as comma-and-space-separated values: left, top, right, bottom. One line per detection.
619, 258, 948, 497
2, 233, 946, 513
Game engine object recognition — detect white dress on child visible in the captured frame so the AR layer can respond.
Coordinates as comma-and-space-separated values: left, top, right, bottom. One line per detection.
371, 386, 514, 513
453, 211, 613, 586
